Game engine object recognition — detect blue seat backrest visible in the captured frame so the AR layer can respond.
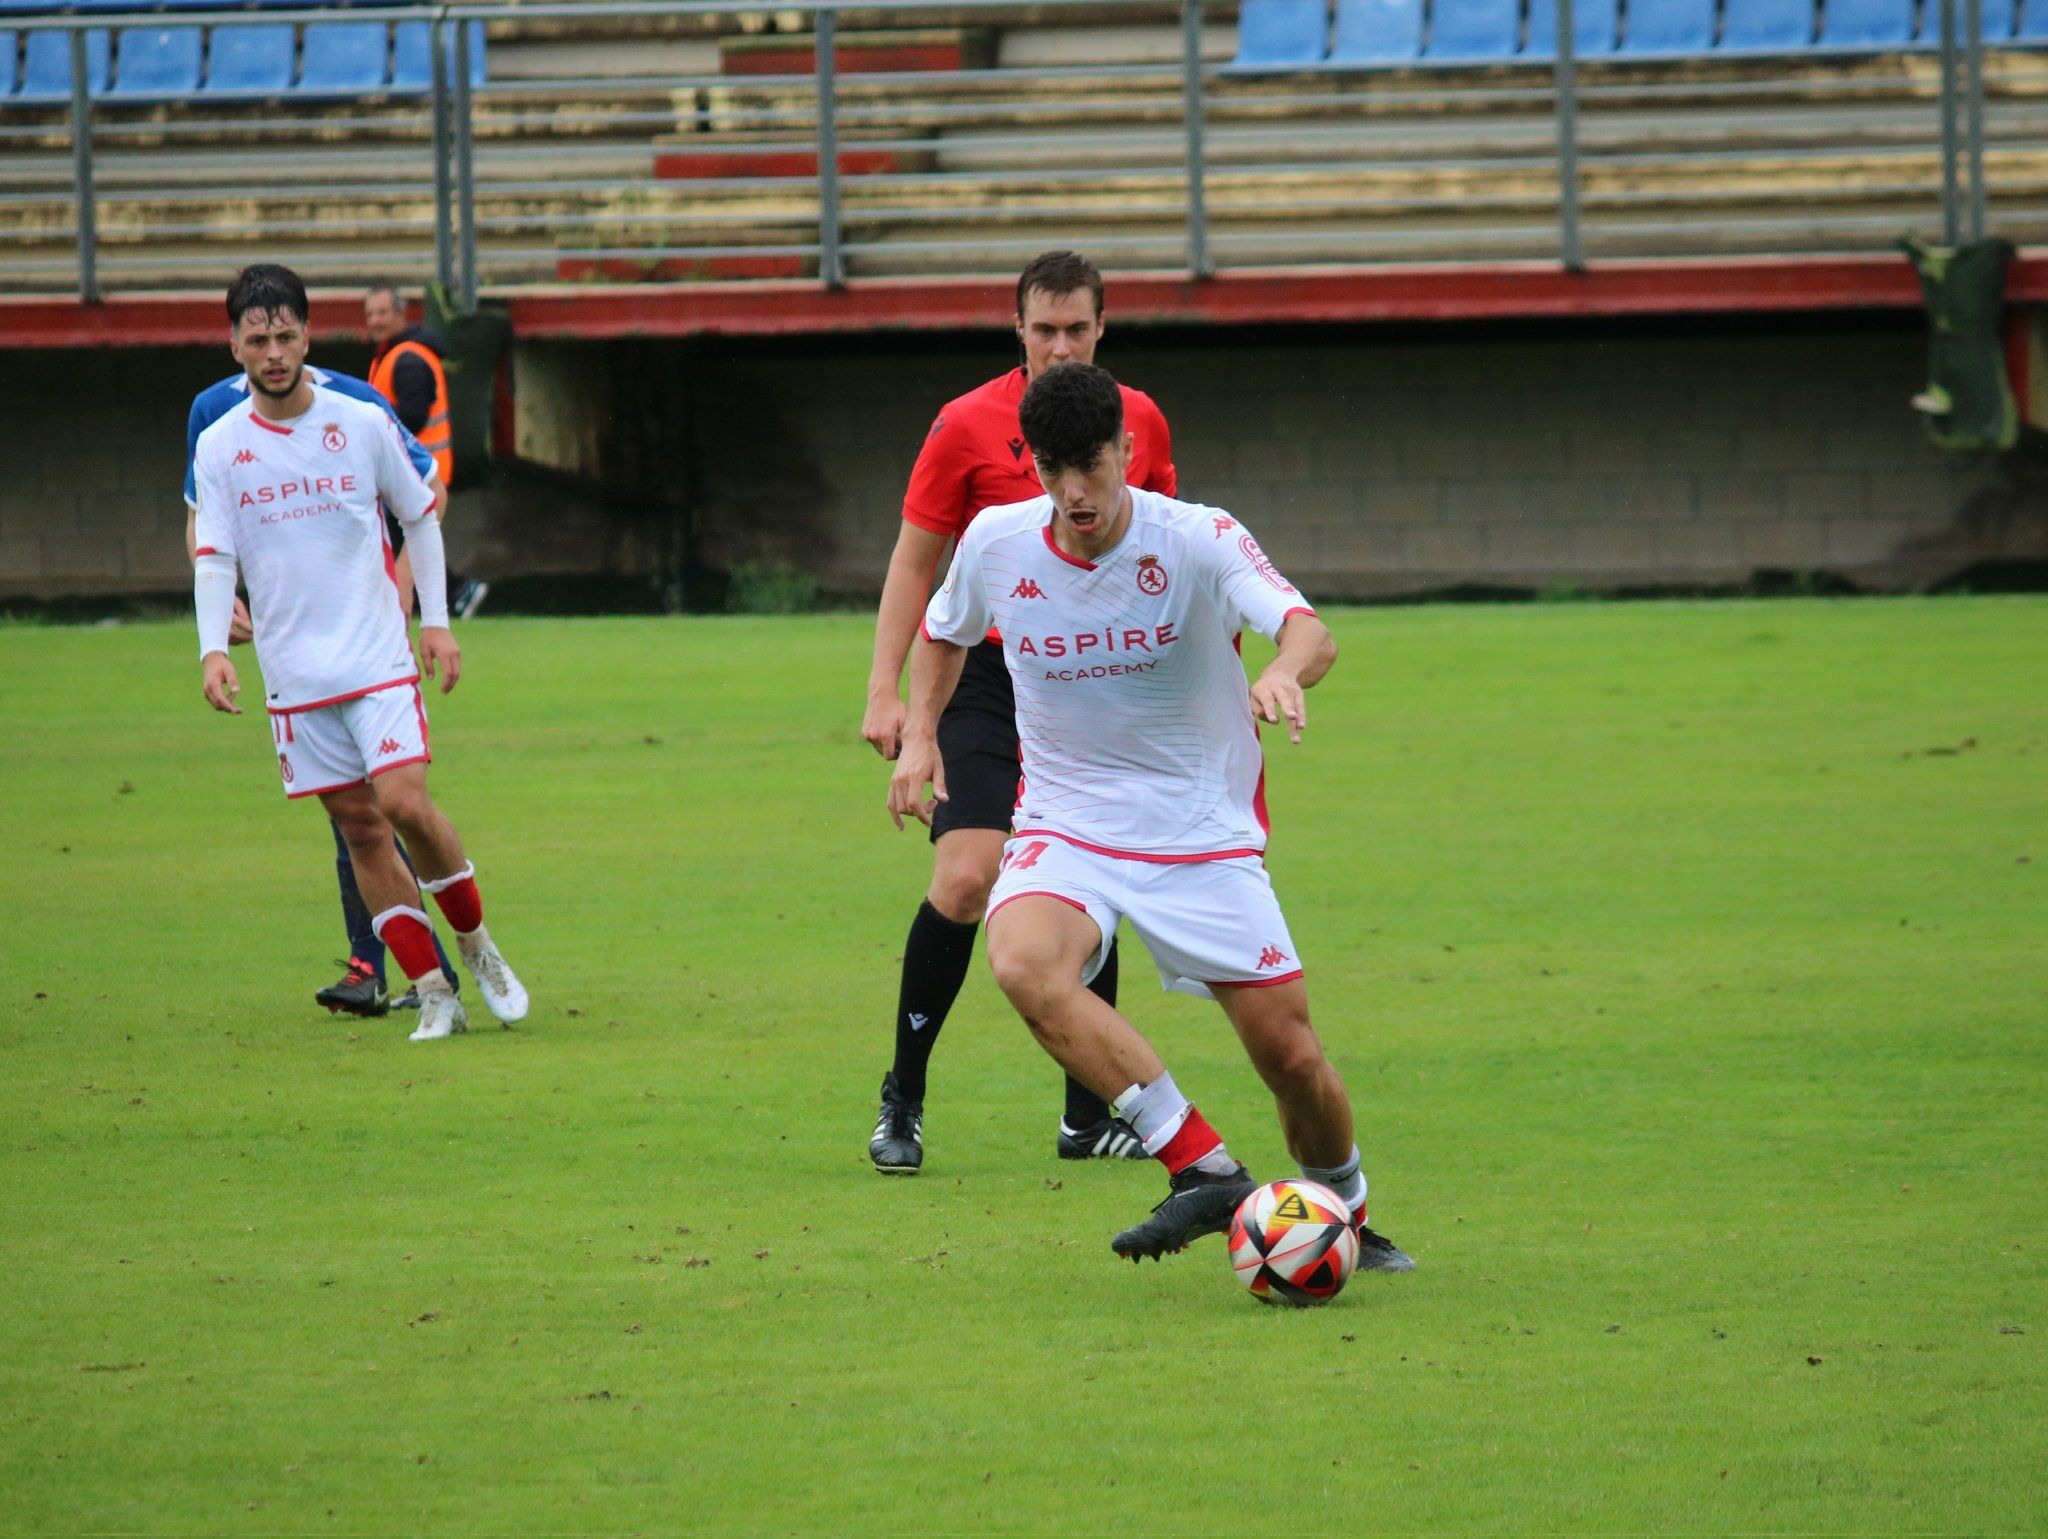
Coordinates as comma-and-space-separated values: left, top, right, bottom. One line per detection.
2004, 0, 2044, 39
1526, 0, 1622, 53
1332, 0, 1427, 60
1820, 0, 1915, 44
300, 20, 387, 93
0, 30, 15, 97
1233, 0, 1329, 64
205, 23, 294, 94
1426, 0, 1522, 56
1619, 0, 1717, 51
20, 28, 108, 97
1720, 0, 1815, 48
109, 25, 202, 97
391, 18, 484, 91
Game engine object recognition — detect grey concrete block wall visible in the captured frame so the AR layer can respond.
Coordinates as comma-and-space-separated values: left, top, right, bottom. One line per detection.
6, 322, 2048, 602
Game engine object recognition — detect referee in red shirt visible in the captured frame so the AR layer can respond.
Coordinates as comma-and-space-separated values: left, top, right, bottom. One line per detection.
862, 251, 1178, 1174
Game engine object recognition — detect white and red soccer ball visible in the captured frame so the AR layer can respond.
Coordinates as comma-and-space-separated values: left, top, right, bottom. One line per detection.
1227, 1179, 1358, 1306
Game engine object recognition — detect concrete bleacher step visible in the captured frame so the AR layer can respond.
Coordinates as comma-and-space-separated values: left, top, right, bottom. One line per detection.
717, 28, 994, 77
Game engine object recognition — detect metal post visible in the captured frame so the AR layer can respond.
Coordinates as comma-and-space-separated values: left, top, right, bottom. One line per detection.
1181, 0, 1211, 278
1964, 0, 1987, 242
430, 13, 455, 294
1938, 0, 1960, 244
815, 9, 844, 289
453, 17, 478, 311
70, 29, 100, 303
1553, 0, 1584, 271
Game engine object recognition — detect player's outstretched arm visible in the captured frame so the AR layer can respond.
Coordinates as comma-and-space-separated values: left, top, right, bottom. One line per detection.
1250, 614, 1337, 745
864, 521, 950, 759
888, 635, 969, 829
194, 552, 243, 714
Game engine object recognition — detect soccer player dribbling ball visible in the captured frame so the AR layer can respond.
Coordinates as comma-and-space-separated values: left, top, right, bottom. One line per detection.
862, 250, 1178, 1174
888, 362, 1414, 1269
189, 265, 527, 1043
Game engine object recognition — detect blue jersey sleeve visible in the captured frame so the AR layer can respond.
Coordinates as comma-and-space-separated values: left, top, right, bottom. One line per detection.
321, 372, 438, 485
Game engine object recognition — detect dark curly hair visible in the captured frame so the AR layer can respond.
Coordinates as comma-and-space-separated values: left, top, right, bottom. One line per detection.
226, 264, 309, 329
1019, 362, 1124, 472
1014, 250, 1103, 320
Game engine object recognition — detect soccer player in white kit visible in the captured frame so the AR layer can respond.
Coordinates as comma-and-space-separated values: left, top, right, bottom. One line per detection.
190, 265, 527, 1043
889, 362, 1413, 1268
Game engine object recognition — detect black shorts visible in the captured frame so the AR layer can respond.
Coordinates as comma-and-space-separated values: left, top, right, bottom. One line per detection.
931, 639, 1021, 843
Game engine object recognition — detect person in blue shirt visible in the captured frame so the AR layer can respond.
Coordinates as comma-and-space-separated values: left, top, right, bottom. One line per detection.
183, 364, 460, 1018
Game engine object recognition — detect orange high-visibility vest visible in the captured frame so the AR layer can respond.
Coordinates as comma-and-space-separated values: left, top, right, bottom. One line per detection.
369, 339, 454, 489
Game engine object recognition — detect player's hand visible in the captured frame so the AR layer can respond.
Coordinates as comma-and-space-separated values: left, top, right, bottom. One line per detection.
419, 626, 461, 694
201, 652, 242, 715
1250, 666, 1307, 744
229, 597, 254, 647
887, 737, 947, 830
862, 691, 907, 759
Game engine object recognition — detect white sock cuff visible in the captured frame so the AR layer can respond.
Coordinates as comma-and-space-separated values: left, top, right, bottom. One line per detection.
1112, 1072, 1193, 1154
370, 903, 432, 939
417, 862, 475, 896
1299, 1145, 1363, 1186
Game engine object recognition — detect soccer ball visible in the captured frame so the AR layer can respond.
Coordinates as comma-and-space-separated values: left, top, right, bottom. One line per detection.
1227, 1179, 1359, 1307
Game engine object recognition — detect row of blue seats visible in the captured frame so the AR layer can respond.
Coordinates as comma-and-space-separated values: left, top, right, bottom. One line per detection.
0, 0, 414, 12
0, 17, 482, 98
1233, 0, 2048, 66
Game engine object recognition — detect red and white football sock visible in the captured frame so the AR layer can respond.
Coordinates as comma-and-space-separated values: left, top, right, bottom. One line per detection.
418, 862, 482, 937
1300, 1146, 1368, 1223
370, 904, 449, 989
1112, 1072, 1239, 1176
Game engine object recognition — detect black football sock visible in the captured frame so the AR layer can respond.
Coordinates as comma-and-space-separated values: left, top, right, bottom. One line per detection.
1063, 938, 1120, 1126
891, 900, 979, 1104
332, 818, 385, 983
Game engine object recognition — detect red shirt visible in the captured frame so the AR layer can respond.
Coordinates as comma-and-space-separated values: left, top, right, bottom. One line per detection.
902, 367, 1176, 537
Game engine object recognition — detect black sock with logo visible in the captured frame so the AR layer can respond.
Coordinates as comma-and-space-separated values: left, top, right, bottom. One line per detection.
891, 900, 980, 1105
1062, 939, 1120, 1126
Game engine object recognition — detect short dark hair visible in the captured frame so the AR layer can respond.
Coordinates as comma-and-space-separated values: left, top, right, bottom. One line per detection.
1019, 362, 1124, 471
364, 280, 404, 306
226, 264, 308, 329
1014, 250, 1103, 320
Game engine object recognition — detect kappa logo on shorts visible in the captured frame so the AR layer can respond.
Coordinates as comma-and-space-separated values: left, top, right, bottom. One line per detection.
1135, 554, 1168, 596
1257, 944, 1291, 970
233, 449, 258, 466
1212, 515, 1237, 539
1010, 578, 1046, 599
376, 737, 404, 757
278, 752, 294, 785
321, 424, 347, 453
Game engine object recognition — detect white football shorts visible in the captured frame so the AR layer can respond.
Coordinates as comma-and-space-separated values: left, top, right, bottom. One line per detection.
986, 832, 1304, 1000
269, 680, 430, 799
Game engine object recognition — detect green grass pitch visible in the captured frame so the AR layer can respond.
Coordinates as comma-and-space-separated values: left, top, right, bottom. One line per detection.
2, 599, 2044, 1534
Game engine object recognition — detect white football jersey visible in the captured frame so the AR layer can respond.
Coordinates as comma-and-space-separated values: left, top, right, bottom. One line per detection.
192, 382, 438, 712
924, 488, 1317, 859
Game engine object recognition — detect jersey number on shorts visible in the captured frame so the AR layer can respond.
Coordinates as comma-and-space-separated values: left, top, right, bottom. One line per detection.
1001, 840, 1050, 873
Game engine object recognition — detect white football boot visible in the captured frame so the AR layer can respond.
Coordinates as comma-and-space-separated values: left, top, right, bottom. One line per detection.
408, 980, 469, 1042
455, 925, 529, 1023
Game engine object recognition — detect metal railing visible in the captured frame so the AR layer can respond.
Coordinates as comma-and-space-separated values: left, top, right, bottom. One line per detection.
0, 0, 2012, 306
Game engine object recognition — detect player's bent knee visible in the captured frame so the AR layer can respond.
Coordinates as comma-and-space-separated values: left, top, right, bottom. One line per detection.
927, 868, 993, 924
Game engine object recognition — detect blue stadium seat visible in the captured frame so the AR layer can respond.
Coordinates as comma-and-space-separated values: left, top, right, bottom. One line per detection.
0, 31, 16, 97
1719, 0, 1815, 49
108, 26, 202, 97
1619, 0, 1717, 52
1331, 0, 1426, 62
20, 28, 108, 98
1425, 0, 1522, 57
299, 20, 387, 94
391, 18, 484, 92
1819, 0, 1915, 45
1230, 0, 1329, 66
1525, 0, 1622, 54
205, 24, 293, 94
2012, 0, 2048, 39
1919, 0, 2017, 40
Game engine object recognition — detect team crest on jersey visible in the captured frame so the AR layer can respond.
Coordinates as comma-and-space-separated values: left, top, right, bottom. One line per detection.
1239, 534, 1295, 595
321, 424, 347, 453
1135, 554, 1168, 596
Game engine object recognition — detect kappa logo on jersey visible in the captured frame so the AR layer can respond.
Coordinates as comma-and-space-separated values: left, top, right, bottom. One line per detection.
1007, 436, 1028, 462
1010, 578, 1046, 600
277, 753, 294, 785
1257, 944, 1291, 970
376, 737, 404, 757
1212, 515, 1237, 539
1135, 554, 1169, 596
1239, 534, 1296, 595
233, 449, 258, 466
